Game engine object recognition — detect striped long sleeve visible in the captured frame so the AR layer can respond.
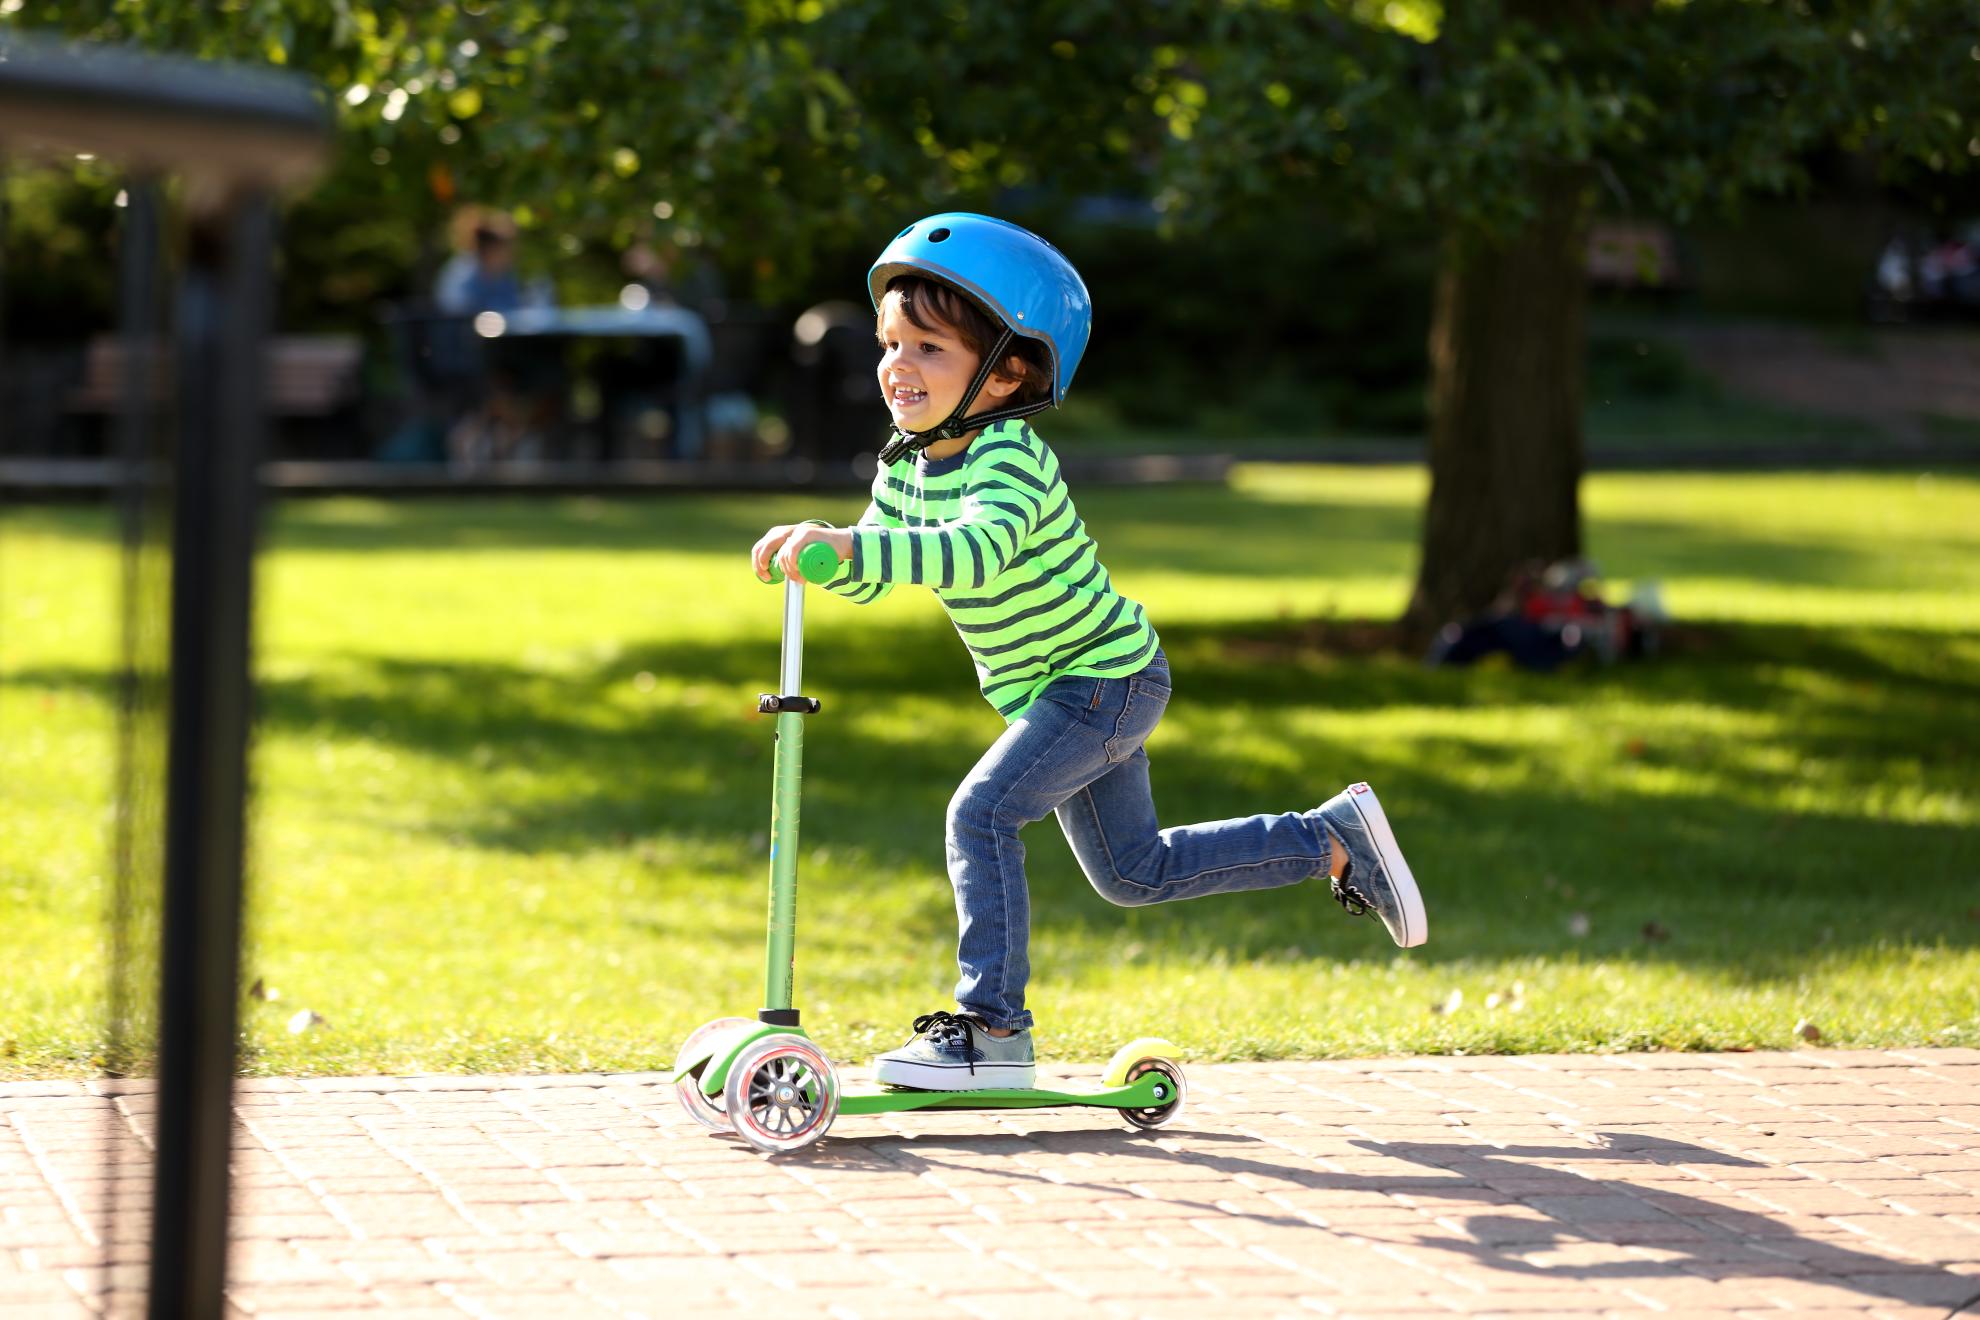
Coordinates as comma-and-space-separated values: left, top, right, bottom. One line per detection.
835, 419, 1158, 719
818, 499, 896, 606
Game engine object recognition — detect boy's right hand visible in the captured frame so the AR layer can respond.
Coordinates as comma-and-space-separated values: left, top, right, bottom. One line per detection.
751, 525, 798, 582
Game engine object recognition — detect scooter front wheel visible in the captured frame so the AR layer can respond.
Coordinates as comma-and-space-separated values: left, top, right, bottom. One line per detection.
673, 1016, 753, 1131
724, 1033, 841, 1154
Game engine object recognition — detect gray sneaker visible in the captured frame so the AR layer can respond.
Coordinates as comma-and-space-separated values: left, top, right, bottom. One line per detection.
1316, 782, 1428, 948
872, 1011, 1036, 1090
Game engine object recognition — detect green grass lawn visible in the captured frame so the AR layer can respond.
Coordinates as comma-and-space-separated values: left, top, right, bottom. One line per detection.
2, 466, 1976, 1077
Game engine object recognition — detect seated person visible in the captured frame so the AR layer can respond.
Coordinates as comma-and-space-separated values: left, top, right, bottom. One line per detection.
433, 210, 557, 467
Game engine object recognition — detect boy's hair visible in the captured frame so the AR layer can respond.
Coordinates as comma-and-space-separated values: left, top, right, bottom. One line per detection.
883, 275, 1053, 406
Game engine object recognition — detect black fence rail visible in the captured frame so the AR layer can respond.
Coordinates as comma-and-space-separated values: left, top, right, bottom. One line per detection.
0, 450, 1235, 497
0, 31, 332, 1320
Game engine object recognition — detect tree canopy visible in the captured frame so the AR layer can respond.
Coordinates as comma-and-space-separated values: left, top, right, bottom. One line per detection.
7, 0, 1977, 627
15, 0, 1971, 293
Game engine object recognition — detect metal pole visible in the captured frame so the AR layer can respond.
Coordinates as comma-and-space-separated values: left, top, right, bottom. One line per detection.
109, 178, 161, 1080
106, 180, 163, 1294
148, 189, 271, 1320
760, 576, 806, 1023
0, 166, 9, 369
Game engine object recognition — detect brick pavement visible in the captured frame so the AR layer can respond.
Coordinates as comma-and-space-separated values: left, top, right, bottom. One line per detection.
3, 1050, 1978, 1318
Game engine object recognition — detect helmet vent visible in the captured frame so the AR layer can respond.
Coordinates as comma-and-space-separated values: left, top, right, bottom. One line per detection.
928, 227, 951, 242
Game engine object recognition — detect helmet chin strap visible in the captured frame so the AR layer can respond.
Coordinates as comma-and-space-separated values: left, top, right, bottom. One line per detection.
877, 328, 1056, 465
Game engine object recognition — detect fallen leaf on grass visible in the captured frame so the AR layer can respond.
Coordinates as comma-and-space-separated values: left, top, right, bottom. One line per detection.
1485, 983, 1526, 1012
1794, 1018, 1823, 1044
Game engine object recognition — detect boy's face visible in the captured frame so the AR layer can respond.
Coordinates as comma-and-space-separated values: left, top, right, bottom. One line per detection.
875, 290, 1017, 434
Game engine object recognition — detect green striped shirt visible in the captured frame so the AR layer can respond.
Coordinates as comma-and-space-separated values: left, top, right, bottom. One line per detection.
824, 419, 1159, 719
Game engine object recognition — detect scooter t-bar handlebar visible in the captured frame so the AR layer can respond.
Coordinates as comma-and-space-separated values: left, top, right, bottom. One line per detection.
765, 540, 842, 586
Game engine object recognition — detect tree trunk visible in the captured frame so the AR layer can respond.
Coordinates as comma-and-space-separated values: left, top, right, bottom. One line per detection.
1402, 169, 1593, 638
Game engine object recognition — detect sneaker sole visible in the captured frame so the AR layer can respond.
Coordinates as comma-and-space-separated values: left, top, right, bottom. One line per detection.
872, 1059, 1036, 1091
1344, 782, 1427, 948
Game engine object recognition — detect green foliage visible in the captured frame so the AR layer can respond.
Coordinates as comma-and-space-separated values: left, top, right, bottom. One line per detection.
1, 468, 1975, 1075
0, 171, 122, 341
4, 2, 1974, 458
1587, 328, 1690, 397
13, 1, 1972, 301
1166, 0, 1979, 240
1055, 204, 1435, 435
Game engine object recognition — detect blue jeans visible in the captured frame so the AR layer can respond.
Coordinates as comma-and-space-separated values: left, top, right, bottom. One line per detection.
945, 651, 1334, 1031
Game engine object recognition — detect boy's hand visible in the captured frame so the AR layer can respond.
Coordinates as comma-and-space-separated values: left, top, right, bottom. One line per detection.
751, 524, 798, 582
774, 524, 853, 582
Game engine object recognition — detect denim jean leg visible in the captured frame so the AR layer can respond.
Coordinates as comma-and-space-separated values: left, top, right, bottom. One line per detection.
1052, 652, 1333, 906
946, 677, 1118, 1032
1056, 751, 1333, 906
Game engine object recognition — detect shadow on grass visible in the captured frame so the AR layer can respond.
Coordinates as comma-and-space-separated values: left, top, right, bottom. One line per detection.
9, 614, 1973, 977
11, 486, 1967, 601
258, 496, 865, 556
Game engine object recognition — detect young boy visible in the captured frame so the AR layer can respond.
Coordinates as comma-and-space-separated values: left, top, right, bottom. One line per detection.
751, 213, 1426, 1091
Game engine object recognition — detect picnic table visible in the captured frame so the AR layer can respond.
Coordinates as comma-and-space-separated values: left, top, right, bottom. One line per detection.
479, 303, 714, 459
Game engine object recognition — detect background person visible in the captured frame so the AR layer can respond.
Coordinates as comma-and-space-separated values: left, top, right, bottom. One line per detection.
434, 208, 558, 467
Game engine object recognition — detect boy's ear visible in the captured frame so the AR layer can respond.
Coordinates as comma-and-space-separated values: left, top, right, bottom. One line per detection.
979, 355, 1027, 401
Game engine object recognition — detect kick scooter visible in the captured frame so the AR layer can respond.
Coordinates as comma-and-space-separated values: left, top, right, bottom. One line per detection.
671, 540, 1186, 1155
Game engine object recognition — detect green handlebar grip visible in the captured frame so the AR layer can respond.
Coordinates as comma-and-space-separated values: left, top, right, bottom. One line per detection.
766, 539, 842, 585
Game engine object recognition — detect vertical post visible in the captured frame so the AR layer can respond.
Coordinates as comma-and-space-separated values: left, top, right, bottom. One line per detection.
110, 178, 161, 1078
107, 178, 163, 1285
760, 575, 806, 1025
0, 162, 10, 363
147, 189, 271, 1320
0, 166, 9, 367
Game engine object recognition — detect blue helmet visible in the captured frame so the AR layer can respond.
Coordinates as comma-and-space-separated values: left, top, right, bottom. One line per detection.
868, 213, 1092, 408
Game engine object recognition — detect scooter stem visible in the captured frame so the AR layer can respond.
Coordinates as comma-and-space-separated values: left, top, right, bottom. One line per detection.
762, 573, 806, 1021
759, 540, 840, 1025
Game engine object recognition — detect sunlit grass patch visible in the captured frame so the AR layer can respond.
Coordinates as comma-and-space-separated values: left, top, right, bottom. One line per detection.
1, 466, 1974, 1076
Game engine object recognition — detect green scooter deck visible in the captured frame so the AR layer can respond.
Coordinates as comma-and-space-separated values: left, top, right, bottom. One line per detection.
839, 1072, 1171, 1115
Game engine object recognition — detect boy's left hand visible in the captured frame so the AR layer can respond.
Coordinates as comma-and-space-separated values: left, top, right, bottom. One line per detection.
774, 524, 853, 581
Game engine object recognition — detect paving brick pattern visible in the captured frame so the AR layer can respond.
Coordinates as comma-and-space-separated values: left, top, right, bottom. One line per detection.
4, 1050, 1979, 1318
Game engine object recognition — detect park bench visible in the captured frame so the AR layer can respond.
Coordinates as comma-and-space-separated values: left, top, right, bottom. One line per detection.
1586, 219, 1682, 291
68, 332, 365, 456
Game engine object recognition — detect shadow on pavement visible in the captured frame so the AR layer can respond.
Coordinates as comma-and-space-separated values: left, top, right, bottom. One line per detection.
800, 1125, 1980, 1314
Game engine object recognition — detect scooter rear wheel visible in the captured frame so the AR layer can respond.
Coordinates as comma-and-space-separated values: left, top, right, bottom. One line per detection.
672, 1016, 753, 1131
1120, 1057, 1187, 1131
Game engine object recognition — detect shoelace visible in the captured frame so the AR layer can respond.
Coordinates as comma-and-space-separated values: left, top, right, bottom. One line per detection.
910, 1010, 986, 1075
1330, 858, 1372, 917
